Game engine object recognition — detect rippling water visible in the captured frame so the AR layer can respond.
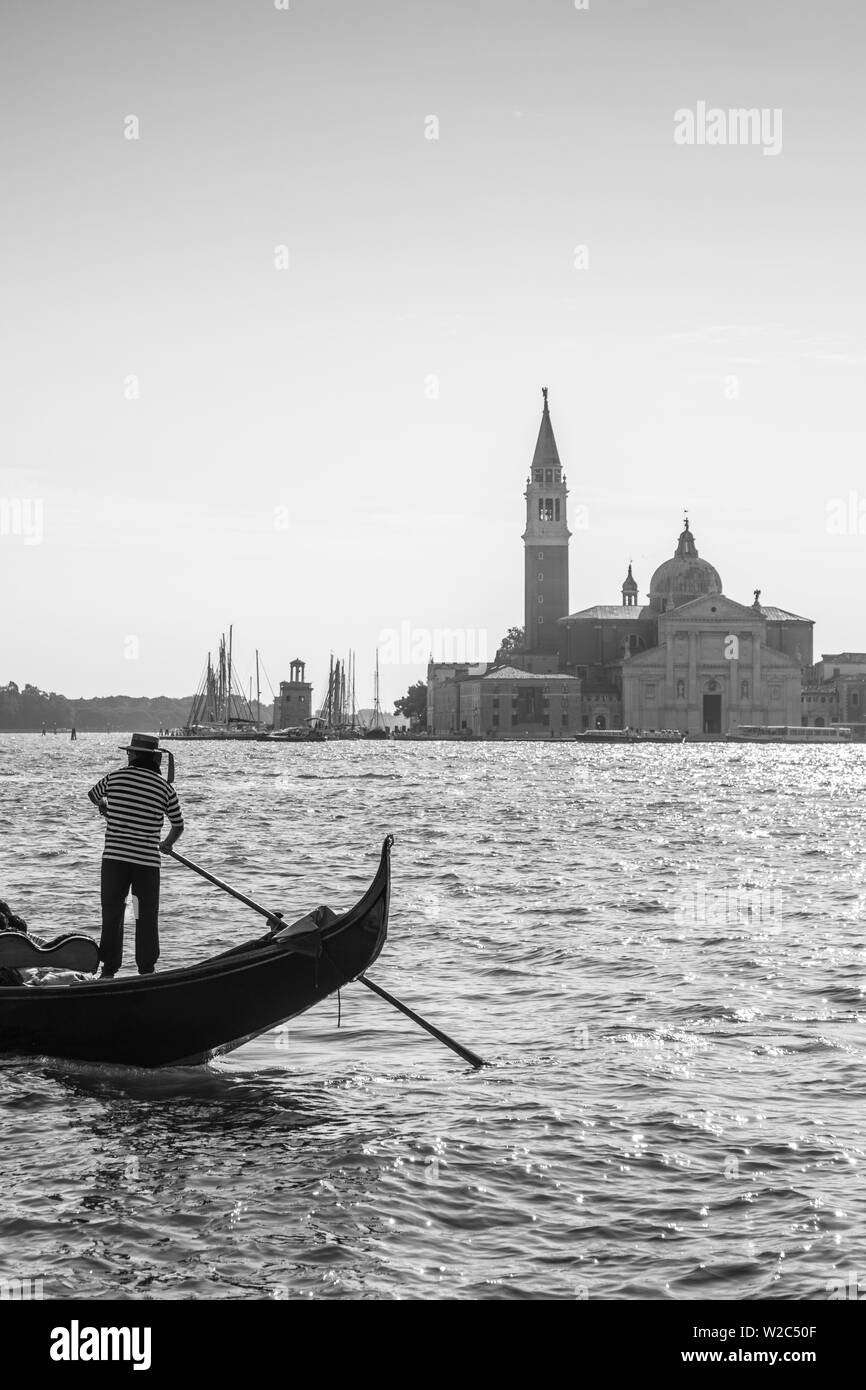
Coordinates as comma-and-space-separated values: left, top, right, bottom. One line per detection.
1, 732, 864, 1300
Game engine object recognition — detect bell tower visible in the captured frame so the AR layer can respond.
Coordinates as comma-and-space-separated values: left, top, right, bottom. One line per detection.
522, 387, 570, 654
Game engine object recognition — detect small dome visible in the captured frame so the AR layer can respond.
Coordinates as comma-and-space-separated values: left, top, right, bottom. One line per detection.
649, 520, 722, 612
621, 563, 638, 593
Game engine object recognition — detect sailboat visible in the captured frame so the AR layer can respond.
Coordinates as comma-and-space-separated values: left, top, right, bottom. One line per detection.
310, 651, 363, 740
170, 627, 262, 740
362, 650, 390, 739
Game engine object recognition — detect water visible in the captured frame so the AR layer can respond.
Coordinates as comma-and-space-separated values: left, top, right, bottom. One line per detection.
1, 733, 864, 1300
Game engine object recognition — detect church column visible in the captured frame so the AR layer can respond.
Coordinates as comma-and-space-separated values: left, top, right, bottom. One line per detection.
752, 636, 761, 719
688, 631, 697, 701
665, 632, 674, 715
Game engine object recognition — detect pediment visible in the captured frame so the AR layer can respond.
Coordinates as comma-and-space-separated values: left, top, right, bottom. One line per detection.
660, 593, 763, 624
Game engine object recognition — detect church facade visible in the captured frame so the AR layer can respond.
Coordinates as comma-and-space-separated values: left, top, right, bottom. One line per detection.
560, 518, 811, 733
428, 390, 815, 737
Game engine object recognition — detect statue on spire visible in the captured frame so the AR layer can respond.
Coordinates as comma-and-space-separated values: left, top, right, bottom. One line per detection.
542, 386, 548, 406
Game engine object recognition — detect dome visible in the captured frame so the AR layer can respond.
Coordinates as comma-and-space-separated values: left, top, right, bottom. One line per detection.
649, 520, 722, 612
621, 562, 638, 593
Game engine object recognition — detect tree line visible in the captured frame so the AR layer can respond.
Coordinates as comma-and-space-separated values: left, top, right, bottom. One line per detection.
0, 682, 200, 732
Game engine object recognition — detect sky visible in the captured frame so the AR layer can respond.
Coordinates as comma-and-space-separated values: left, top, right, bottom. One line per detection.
1, 0, 864, 710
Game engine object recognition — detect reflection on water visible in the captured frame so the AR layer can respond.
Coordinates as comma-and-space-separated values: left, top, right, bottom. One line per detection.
1, 734, 865, 1299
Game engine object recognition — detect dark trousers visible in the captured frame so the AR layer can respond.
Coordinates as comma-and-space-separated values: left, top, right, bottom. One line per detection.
99, 859, 161, 975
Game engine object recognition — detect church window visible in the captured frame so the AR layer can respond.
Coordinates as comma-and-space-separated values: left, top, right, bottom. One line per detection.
645, 684, 657, 702
545, 469, 553, 484
740, 680, 749, 699
537, 572, 543, 582
534, 470, 542, 483
538, 550, 544, 560
545, 499, 554, 521
770, 685, 781, 702
554, 499, 561, 521
853, 691, 860, 705
538, 616, 544, 624
676, 679, 685, 698
537, 595, 543, 604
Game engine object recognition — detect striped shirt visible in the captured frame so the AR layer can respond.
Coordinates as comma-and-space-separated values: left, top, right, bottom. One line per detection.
88, 767, 184, 868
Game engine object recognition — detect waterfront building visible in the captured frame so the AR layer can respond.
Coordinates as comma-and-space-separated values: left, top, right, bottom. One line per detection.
426, 660, 488, 735
801, 652, 866, 733
273, 658, 312, 730
437, 666, 580, 738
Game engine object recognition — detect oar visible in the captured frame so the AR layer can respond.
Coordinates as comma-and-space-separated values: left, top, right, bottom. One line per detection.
166, 847, 487, 1069
357, 974, 486, 1069
166, 847, 287, 933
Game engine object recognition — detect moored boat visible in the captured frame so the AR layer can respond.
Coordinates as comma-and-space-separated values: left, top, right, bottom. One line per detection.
361, 649, 391, 739
726, 725, 854, 743
574, 729, 686, 744
0, 838, 393, 1068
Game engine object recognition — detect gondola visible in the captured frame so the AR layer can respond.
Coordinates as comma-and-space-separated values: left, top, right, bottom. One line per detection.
0, 837, 393, 1069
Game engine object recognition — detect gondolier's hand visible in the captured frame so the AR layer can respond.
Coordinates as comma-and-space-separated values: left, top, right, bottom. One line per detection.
98, 798, 108, 818
159, 825, 184, 855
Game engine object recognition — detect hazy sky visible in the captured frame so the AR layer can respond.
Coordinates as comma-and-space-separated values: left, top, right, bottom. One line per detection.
2, 0, 864, 708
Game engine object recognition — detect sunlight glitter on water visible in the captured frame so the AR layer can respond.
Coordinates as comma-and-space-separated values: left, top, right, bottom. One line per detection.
0, 733, 865, 1299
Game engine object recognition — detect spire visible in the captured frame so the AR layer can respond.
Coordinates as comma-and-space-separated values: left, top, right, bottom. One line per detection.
621, 561, 639, 607
531, 386, 561, 472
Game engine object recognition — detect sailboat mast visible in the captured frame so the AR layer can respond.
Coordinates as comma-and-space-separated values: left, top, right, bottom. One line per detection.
227, 625, 233, 726
256, 649, 261, 726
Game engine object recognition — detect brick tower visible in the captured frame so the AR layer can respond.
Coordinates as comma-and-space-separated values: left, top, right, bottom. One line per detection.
274, 658, 312, 730
522, 388, 570, 654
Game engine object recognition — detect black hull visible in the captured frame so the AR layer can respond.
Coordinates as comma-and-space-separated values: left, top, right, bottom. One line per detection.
0, 837, 393, 1069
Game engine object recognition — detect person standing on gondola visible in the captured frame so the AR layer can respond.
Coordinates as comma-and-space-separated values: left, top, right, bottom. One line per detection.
87, 733, 184, 979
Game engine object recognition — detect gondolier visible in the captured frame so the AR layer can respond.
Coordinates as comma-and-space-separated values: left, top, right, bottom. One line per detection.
87, 733, 184, 979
